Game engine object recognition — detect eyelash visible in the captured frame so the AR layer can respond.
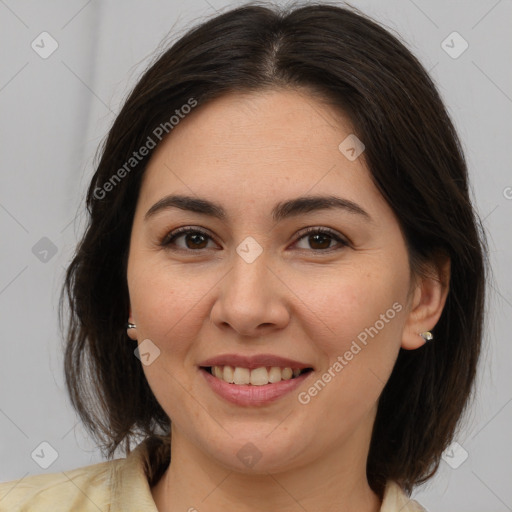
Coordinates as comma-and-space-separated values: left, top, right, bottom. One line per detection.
159, 226, 349, 253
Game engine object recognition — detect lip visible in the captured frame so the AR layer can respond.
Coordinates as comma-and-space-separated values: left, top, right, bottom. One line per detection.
198, 353, 313, 370
200, 367, 313, 407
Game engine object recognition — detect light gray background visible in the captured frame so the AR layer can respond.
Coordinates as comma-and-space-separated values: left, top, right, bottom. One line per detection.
0, 1, 511, 511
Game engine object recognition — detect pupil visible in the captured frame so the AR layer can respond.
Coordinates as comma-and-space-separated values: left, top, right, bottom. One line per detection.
310, 234, 330, 249
187, 233, 207, 249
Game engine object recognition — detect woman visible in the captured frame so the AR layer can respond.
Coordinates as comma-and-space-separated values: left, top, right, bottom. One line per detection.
0, 2, 487, 511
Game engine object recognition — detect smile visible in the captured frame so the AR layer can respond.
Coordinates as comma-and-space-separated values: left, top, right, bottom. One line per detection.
199, 366, 313, 407
204, 365, 312, 385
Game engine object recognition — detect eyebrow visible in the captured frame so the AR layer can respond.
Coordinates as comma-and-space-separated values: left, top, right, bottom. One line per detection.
144, 194, 372, 223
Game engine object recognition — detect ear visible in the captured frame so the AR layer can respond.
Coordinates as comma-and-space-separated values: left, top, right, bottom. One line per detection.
127, 307, 138, 341
401, 251, 451, 350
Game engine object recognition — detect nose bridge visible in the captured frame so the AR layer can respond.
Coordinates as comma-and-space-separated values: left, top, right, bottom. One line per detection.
210, 238, 289, 335
228, 241, 272, 305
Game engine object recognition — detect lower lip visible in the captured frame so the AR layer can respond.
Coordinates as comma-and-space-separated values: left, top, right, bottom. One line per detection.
200, 368, 311, 406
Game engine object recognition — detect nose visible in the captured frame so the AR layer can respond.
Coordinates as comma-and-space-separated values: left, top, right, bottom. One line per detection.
209, 249, 290, 338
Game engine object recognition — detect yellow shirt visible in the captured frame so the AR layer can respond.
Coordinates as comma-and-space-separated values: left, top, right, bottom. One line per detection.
0, 436, 427, 511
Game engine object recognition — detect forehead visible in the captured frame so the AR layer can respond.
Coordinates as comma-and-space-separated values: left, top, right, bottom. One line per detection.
137, 89, 384, 219
159, 88, 353, 159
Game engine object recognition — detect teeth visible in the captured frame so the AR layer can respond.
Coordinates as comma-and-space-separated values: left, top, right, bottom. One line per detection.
233, 367, 250, 385
282, 367, 293, 380
223, 365, 234, 383
210, 365, 307, 385
250, 367, 269, 386
268, 366, 282, 383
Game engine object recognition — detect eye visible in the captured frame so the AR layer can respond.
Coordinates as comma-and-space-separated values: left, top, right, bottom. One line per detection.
293, 227, 349, 252
160, 227, 218, 251
160, 226, 349, 253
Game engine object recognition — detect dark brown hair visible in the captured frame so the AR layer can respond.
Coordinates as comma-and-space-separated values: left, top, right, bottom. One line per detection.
60, 1, 488, 497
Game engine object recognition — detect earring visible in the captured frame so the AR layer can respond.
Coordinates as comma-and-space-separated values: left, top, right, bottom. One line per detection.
419, 331, 433, 342
126, 322, 137, 329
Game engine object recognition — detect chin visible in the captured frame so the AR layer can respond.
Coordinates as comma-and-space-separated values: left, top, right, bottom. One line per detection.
200, 429, 312, 475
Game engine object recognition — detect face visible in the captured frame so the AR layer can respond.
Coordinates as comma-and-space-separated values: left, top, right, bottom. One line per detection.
126, 89, 416, 473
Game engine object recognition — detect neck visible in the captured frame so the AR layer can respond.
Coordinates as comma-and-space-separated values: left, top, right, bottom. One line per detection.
152, 420, 381, 512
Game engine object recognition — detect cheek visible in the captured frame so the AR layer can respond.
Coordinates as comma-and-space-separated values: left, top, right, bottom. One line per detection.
128, 261, 208, 420
293, 263, 406, 354
292, 267, 407, 433
129, 256, 208, 341
292, 264, 409, 421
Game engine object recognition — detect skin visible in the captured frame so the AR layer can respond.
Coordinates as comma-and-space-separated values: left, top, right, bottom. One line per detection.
126, 88, 450, 512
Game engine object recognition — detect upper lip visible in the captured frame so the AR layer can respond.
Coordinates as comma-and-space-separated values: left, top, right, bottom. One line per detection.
198, 354, 313, 370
